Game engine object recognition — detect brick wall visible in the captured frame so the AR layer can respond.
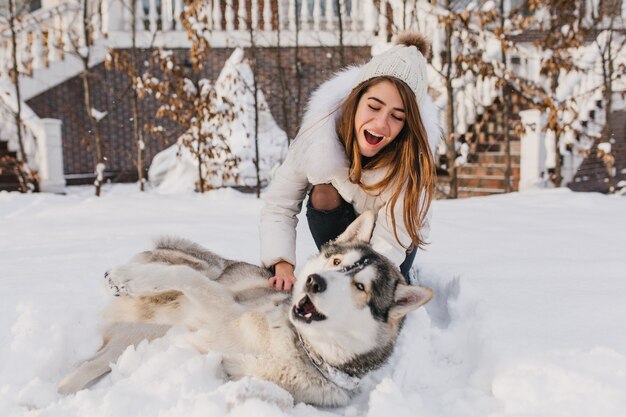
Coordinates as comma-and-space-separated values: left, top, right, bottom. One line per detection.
26, 46, 370, 183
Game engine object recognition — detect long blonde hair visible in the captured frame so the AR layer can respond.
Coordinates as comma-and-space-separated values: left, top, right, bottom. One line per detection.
336, 76, 436, 249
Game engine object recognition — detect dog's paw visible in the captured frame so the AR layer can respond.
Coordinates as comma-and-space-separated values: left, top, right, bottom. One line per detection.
105, 264, 173, 296
219, 377, 294, 411
104, 266, 135, 296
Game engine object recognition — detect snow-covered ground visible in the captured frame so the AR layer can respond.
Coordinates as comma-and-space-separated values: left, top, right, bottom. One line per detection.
1, 186, 625, 417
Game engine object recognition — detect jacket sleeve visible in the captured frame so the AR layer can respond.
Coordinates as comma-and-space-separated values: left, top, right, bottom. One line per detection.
259, 140, 310, 269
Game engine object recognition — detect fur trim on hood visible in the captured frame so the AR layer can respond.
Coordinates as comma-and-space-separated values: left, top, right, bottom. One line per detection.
291, 66, 442, 185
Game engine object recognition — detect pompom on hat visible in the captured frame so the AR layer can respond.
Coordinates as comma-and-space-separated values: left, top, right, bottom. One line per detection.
353, 33, 431, 105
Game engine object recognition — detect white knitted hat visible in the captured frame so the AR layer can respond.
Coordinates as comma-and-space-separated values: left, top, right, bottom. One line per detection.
353, 33, 431, 104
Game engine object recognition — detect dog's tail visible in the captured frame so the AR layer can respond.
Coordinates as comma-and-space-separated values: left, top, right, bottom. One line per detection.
58, 323, 170, 395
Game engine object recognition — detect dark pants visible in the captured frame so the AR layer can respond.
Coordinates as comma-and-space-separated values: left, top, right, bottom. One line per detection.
306, 194, 416, 283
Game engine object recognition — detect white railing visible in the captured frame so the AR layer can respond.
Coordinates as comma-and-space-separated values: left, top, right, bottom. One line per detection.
0, 94, 39, 168
0, 2, 84, 78
0, 0, 408, 79
0, 89, 65, 192
104, 0, 385, 47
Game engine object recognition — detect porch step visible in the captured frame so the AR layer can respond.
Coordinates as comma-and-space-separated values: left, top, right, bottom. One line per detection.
457, 163, 520, 178
475, 141, 521, 153
457, 174, 519, 192
458, 186, 507, 198
474, 152, 521, 165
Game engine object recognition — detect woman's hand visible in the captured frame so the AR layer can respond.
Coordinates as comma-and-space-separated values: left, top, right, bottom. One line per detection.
268, 261, 296, 292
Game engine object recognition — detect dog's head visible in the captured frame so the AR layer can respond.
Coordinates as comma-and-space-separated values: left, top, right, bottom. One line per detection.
290, 211, 432, 370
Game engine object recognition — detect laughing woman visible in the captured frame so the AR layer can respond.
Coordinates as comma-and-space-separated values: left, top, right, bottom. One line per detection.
261, 33, 441, 291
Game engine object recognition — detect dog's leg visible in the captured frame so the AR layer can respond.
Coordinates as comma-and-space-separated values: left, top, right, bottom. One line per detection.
221, 353, 350, 407
221, 353, 262, 381
58, 323, 169, 395
106, 263, 235, 306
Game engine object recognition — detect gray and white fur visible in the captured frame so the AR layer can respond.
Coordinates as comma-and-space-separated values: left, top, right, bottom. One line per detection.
58, 211, 432, 407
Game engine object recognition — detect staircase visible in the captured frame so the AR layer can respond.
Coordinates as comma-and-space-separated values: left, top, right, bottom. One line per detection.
436, 87, 533, 198
457, 142, 521, 197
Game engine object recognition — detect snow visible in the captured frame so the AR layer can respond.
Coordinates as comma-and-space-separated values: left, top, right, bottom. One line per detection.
148, 49, 288, 191
1, 186, 625, 416
90, 108, 108, 122
598, 142, 612, 153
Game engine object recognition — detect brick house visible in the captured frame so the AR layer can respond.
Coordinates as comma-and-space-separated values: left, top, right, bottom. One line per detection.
1, 0, 624, 195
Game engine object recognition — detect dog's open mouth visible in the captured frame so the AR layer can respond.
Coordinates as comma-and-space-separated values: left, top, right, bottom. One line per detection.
292, 295, 326, 323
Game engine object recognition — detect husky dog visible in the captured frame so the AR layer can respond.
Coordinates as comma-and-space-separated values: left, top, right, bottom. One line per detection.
58, 212, 432, 407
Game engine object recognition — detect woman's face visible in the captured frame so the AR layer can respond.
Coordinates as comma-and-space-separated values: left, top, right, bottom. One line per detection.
353, 79, 406, 158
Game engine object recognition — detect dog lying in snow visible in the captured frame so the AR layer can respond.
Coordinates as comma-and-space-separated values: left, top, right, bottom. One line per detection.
58, 211, 432, 407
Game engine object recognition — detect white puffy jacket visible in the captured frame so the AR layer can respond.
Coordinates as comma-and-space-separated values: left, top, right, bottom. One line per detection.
260, 67, 441, 269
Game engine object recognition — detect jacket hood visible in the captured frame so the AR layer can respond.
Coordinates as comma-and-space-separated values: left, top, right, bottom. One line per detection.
293, 66, 442, 177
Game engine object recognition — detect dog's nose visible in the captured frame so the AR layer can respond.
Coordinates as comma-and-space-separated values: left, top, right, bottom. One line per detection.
305, 274, 326, 294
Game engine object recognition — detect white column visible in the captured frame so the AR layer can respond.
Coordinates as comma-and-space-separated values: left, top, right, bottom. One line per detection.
32, 29, 45, 70
62, 25, 73, 54
237, 0, 246, 29
362, 0, 376, 32
351, 0, 359, 31
213, 0, 223, 31
263, 0, 272, 31
251, 0, 259, 30
464, 73, 476, 125
100, 0, 113, 33
277, 0, 286, 30
456, 88, 467, 133
48, 28, 61, 64
325, 0, 334, 31
431, 25, 443, 70
149, 0, 158, 32
483, 77, 495, 107
135, 0, 145, 31
37, 118, 66, 193
174, 0, 183, 30
519, 109, 547, 190
313, 0, 321, 31
300, 0, 310, 30
225, 0, 234, 31
18, 31, 30, 74
288, 0, 296, 31
161, 0, 173, 31
377, 0, 386, 39
91, 2, 103, 40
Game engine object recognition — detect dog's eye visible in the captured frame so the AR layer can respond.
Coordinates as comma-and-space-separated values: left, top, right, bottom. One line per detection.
333, 258, 341, 266
355, 282, 365, 291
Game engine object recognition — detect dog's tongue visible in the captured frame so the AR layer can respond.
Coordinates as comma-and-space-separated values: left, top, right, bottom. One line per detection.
365, 130, 383, 145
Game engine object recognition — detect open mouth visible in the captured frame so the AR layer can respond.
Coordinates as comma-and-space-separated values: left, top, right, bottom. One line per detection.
364, 130, 384, 146
292, 295, 327, 324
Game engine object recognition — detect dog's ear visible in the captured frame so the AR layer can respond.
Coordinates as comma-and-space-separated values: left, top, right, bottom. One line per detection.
335, 211, 375, 244
389, 284, 433, 320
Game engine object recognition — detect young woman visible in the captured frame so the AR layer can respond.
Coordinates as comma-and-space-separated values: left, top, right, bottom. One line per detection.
260, 33, 440, 291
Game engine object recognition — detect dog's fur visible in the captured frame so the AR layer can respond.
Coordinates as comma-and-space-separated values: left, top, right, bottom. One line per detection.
58, 212, 432, 407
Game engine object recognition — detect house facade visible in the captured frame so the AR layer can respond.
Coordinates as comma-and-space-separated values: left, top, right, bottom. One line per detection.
0, 0, 624, 195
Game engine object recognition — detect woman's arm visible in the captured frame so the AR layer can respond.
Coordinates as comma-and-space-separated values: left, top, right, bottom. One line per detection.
260, 140, 310, 289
